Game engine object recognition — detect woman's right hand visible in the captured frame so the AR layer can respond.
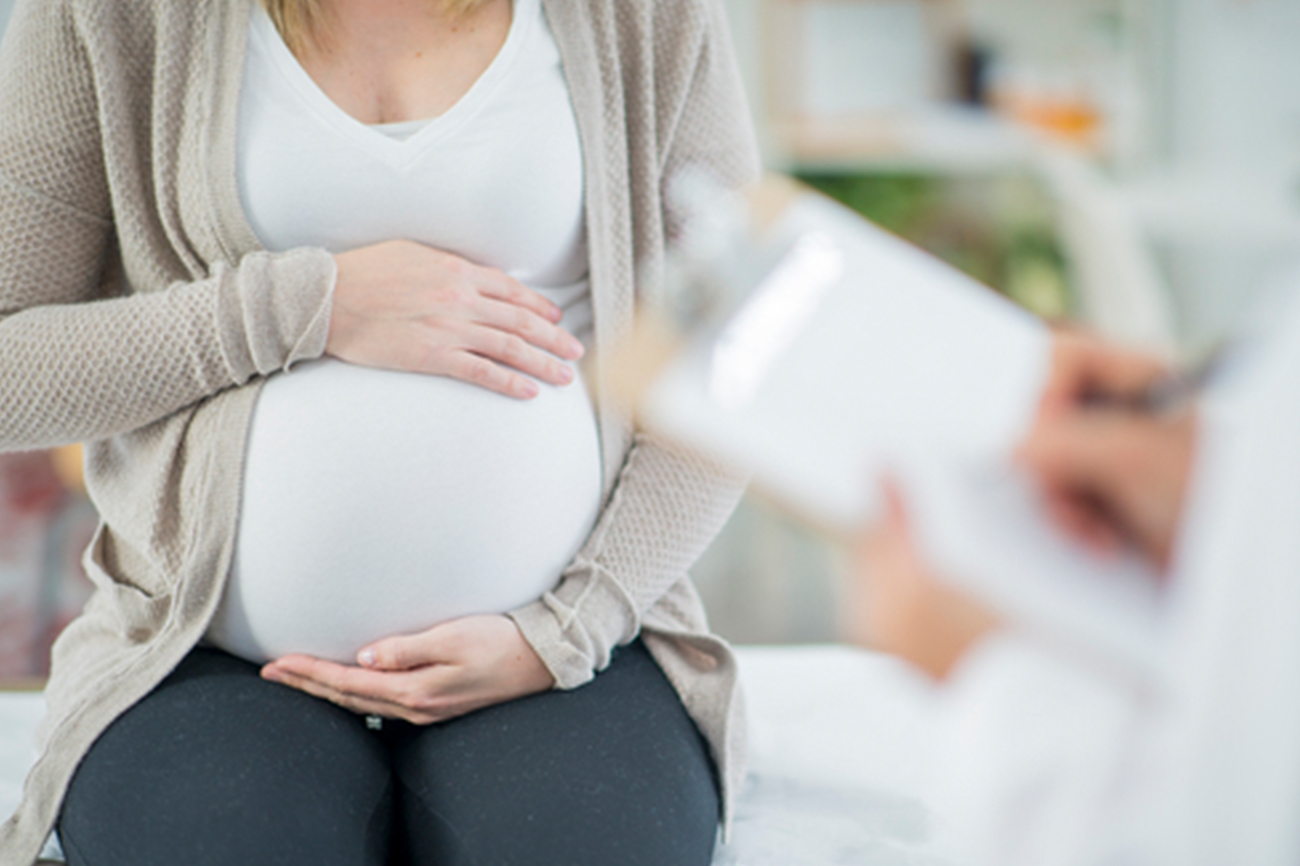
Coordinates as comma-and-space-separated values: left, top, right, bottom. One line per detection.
327, 240, 585, 399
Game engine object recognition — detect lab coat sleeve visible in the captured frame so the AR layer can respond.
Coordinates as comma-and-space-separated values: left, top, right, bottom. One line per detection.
926, 633, 1148, 866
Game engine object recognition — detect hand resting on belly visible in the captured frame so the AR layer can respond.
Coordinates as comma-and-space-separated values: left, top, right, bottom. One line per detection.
261, 614, 557, 725
328, 239, 587, 398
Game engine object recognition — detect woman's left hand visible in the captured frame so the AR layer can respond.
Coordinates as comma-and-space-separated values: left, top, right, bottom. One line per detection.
261, 615, 556, 725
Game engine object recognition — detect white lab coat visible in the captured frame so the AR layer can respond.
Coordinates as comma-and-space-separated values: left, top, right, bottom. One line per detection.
923, 281, 1300, 866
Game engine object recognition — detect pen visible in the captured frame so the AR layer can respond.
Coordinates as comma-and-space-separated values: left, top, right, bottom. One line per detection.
1080, 345, 1223, 417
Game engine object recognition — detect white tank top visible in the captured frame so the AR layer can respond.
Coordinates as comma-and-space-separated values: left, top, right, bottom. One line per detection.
205, 0, 602, 665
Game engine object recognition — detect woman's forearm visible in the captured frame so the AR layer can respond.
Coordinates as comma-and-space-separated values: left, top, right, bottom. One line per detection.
0, 245, 336, 451
0, 0, 335, 452
510, 431, 748, 688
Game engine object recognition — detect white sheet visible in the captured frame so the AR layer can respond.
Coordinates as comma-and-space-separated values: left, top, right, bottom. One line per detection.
0, 646, 955, 865
719, 646, 957, 865
0, 695, 41, 830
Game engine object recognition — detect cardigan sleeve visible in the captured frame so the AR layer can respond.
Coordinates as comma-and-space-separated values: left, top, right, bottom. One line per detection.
510, 0, 761, 689
511, 433, 750, 687
0, 0, 337, 453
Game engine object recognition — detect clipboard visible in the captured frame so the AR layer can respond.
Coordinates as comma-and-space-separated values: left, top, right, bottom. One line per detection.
614, 176, 1168, 675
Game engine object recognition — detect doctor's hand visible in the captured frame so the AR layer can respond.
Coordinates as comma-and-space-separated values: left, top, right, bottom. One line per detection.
1019, 402, 1197, 571
260, 615, 556, 725
1039, 330, 1170, 416
1024, 331, 1196, 569
849, 481, 1002, 681
328, 240, 585, 400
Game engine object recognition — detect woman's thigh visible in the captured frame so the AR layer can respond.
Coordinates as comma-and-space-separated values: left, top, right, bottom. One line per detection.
59, 647, 395, 866
386, 640, 719, 866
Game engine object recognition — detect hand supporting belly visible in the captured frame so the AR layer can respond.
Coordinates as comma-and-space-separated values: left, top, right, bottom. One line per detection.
261, 614, 557, 724
328, 240, 586, 399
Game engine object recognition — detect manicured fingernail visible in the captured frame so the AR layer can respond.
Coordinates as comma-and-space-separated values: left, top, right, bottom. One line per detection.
358, 648, 377, 667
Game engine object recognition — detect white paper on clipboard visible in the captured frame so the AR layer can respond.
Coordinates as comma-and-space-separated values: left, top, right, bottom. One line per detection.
639, 190, 1167, 674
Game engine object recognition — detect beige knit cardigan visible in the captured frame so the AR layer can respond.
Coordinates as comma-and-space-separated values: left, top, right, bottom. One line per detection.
0, 0, 761, 861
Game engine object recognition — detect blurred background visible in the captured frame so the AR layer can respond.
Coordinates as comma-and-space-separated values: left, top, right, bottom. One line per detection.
699, 0, 1300, 644
1, 0, 1298, 680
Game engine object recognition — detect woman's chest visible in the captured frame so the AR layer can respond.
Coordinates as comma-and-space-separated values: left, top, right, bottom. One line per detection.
294, 0, 515, 126
236, 0, 586, 286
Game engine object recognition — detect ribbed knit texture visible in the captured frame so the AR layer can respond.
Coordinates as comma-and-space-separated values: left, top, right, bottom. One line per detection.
0, 1, 760, 862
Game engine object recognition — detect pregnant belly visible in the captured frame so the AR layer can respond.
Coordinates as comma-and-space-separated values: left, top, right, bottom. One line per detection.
206, 358, 603, 664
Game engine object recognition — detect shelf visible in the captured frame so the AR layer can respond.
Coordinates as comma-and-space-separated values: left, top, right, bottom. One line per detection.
770, 106, 1042, 174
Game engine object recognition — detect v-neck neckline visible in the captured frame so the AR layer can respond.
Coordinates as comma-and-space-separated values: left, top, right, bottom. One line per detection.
248, 0, 532, 167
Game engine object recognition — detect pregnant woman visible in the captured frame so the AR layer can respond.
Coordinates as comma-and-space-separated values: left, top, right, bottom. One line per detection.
0, 0, 759, 863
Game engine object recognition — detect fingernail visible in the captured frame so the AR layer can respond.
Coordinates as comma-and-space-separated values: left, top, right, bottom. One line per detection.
569, 339, 585, 359
358, 648, 377, 667
559, 366, 575, 384
522, 380, 540, 398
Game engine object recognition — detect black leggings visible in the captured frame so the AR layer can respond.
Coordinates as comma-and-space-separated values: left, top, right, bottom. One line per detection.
59, 641, 718, 866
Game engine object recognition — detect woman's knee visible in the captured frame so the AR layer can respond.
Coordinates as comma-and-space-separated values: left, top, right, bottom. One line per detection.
59, 648, 395, 866
390, 641, 719, 866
